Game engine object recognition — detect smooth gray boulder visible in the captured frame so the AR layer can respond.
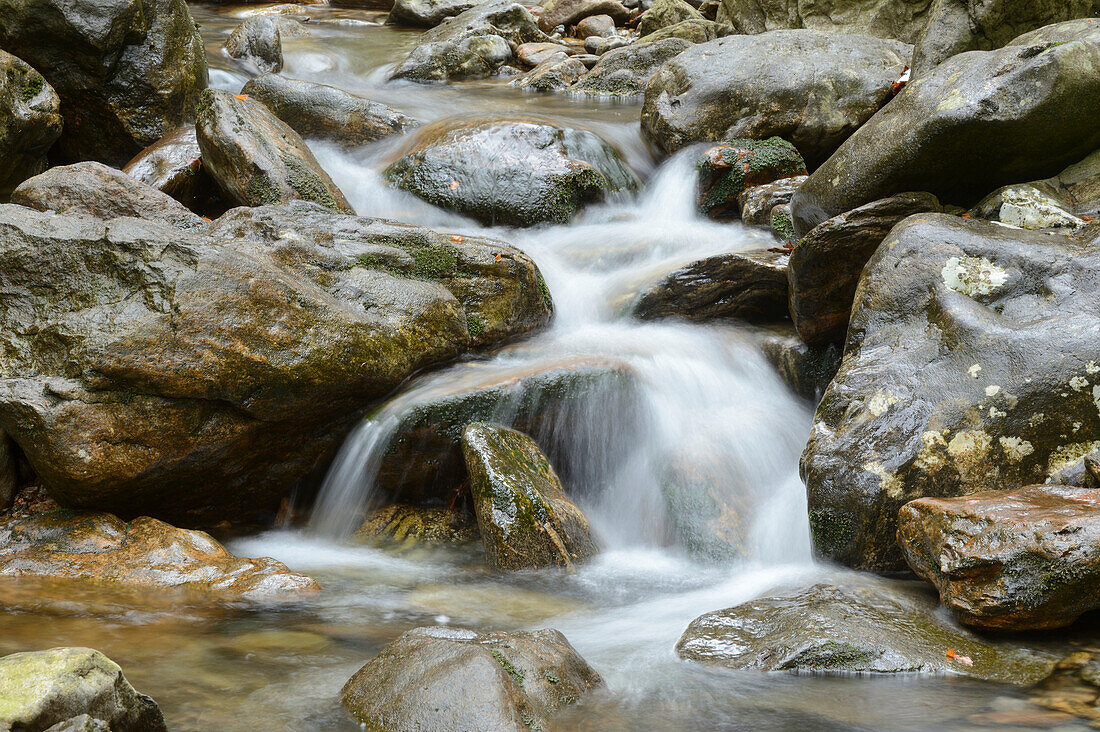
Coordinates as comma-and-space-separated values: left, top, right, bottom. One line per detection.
224, 15, 309, 75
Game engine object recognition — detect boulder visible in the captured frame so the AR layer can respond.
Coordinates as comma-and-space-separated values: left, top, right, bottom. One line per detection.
695, 137, 807, 219
638, 0, 704, 36
572, 38, 692, 97
11, 162, 205, 230
633, 248, 789, 323
510, 57, 588, 91
971, 183, 1085, 231
803, 214, 1100, 572
0, 0, 208, 166
391, 0, 550, 82
462, 423, 598, 570
644, 17, 733, 42
1046, 448, 1100, 487
0, 50, 62, 198
1030, 650, 1100, 727
791, 20, 1100, 236
0, 201, 549, 523
641, 30, 911, 167
241, 74, 419, 147
354, 504, 479, 548
787, 192, 942, 346
660, 450, 754, 561
196, 88, 353, 213
676, 583, 1054, 683
0, 647, 166, 732
515, 41, 573, 67
716, 0, 935, 43
385, 117, 638, 226
898, 485, 1100, 631
341, 626, 603, 731
224, 15, 309, 75
586, 35, 630, 54
122, 126, 220, 212
0, 510, 319, 599
388, 0, 480, 27
44, 715, 111, 732
575, 14, 616, 37
0, 433, 16, 511
739, 176, 805, 227
538, 0, 631, 32
754, 325, 842, 402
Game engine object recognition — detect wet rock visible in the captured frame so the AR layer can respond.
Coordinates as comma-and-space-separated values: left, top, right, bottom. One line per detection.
641, 30, 911, 166
0, 510, 319, 599
912, 0, 1100, 76
0, 0, 208, 166
388, 0, 480, 27
633, 248, 788, 323
1046, 448, 1100, 488
645, 17, 733, 42
196, 88, 353, 213
899, 485, 1100, 631
241, 74, 419, 147
787, 192, 942, 346
224, 15, 309, 75
576, 14, 616, 37
0, 433, 16, 512
660, 450, 753, 561
385, 117, 638, 226
971, 183, 1085, 231
586, 35, 631, 54
122, 126, 220, 212
754, 324, 842, 402
696, 137, 807, 220
573, 38, 691, 96
716, 0, 935, 43
638, 0, 704, 36
791, 20, 1100, 236
0, 50, 62, 198
0, 647, 166, 732
511, 57, 588, 91
1031, 650, 1100, 727
515, 41, 573, 66
538, 0, 632, 32
341, 626, 603, 731
463, 423, 598, 570
803, 214, 1100, 572
44, 715, 111, 732
676, 583, 1054, 683
11, 162, 205, 230
354, 504, 479, 548
0, 201, 548, 523
391, 0, 550, 82
740, 176, 805, 227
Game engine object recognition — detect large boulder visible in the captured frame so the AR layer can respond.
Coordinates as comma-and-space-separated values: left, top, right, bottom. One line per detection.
572, 38, 692, 97
341, 626, 603, 731
641, 30, 911, 167
0, 510, 319, 599
385, 117, 638, 226
196, 88, 353, 213
0, 648, 166, 732
0, 50, 62, 198
0, 201, 549, 523
676, 583, 1054, 683
122, 126, 219, 212
11, 162, 205, 230
462, 423, 598, 570
638, 0, 705, 36
716, 0, 935, 44
241, 74, 419, 147
803, 214, 1100, 572
224, 15, 309, 75
644, 18, 734, 43
388, 0, 480, 26
0, 0, 208, 166
791, 20, 1100, 236
391, 0, 550, 82
786, 192, 942, 346
354, 504, 479, 549
898, 485, 1100, 631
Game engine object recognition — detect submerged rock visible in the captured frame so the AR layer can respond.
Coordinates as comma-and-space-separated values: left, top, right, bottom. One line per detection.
354, 504, 478, 548
196, 88, 353, 213
660, 450, 752, 561
803, 214, 1100, 572
641, 30, 911, 166
341, 626, 603, 731
122, 126, 219, 212
388, 0, 480, 27
463, 423, 598, 570
0, 0, 208, 166
0, 647, 166, 732
0, 50, 62, 197
572, 38, 692, 97
899, 485, 1100, 631
1031, 649, 1100, 727
385, 117, 638, 226
695, 137, 807, 219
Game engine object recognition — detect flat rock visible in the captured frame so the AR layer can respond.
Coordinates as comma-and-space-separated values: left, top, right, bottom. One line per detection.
511, 56, 588, 91
0, 50, 62, 197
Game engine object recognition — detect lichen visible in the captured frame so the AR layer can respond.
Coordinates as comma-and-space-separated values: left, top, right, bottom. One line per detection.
282, 155, 341, 211
490, 648, 525, 686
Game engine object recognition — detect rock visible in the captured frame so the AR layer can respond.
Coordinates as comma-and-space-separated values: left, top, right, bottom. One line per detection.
802, 214, 1100, 572
388, 0, 480, 27
791, 20, 1100, 236
912, 0, 1100, 76
0, 647, 166, 732
385, 117, 638, 226
341, 626, 603, 731
641, 30, 911, 166
633, 248, 788, 323
644, 17, 733, 42
224, 15, 309, 75
576, 14, 616, 37
462, 423, 598, 570
0, 510, 319, 599
899, 484, 1100, 630
660, 450, 753, 561
11, 162, 205, 230
241, 74, 419, 147
696, 137, 807, 219
0, 433, 16, 512
573, 38, 691, 96
787, 192, 942, 346
740, 176, 805, 227
44, 715, 111, 732
122, 126, 220, 212
0, 0, 208, 166
1031, 650, 1100, 727
716, 0, 935, 43
586, 35, 630, 54
1046, 448, 1100, 488
515, 41, 573, 66
391, 0, 550, 82
754, 324, 842, 402
511, 57, 588, 91
971, 183, 1085, 231
0, 50, 62, 198
1059, 148, 1100, 217
354, 504, 479, 548
0, 201, 549, 523
638, 0, 704, 36
538, 0, 631, 32
676, 583, 1053, 683
196, 88, 353, 213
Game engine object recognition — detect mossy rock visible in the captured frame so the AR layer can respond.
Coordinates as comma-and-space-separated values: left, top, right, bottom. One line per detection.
696, 137, 807, 219
354, 504, 479, 550
0, 49, 62, 197
572, 38, 692, 98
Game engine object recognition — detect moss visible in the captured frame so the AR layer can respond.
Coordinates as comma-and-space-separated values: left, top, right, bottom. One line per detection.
282, 155, 340, 211
534, 269, 553, 311
771, 207, 795, 239
21, 74, 43, 102
521, 710, 543, 730
809, 509, 855, 557
466, 313, 485, 338
490, 648, 525, 686
698, 137, 807, 215
247, 175, 282, 205
411, 244, 458, 280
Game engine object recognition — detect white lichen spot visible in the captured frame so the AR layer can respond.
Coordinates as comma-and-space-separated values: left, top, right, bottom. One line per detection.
999, 436, 1034, 463
1070, 376, 1089, 391
968, 364, 982, 379
1048, 441, 1100, 474
947, 429, 993, 484
867, 390, 899, 417
989, 406, 1007, 418
1029, 413, 1046, 427
914, 431, 949, 473
1004, 393, 1018, 410
863, 461, 903, 498
942, 255, 1008, 297
1074, 422, 1082, 433
1088, 361, 1100, 374
985, 385, 1001, 397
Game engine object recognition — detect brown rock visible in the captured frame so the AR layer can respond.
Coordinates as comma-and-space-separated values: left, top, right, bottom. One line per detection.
539, 0, 631, 32
515, 41, 573, 67
0, 50, 62, 197
122, 126, 220, 212
740, 176, 805, 227
576, 14, 615, 37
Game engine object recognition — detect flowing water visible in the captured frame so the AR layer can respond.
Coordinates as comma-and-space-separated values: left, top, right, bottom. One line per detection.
0, 4, 1089, 730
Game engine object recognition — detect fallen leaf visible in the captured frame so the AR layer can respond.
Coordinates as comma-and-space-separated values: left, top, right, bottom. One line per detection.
234, 94, 250, 101
201, 216, 212, 222
450, 235, 464, 243
494, 253, 502, 262
946, 648, 974, 666
449, 180, 460, 190
960, 213, 973, 219
1083, 216, 1095, 222
891, 66, 911, 95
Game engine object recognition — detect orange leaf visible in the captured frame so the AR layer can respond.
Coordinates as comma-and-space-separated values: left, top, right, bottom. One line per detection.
494, 253, 502, 262
449, 181, 459, 190
960, 213, 973, 219
1084, 216, 1096, 222
234, 94, 249, 101
201, 216, 212, 222
450, 235, 464, 243
946, 648, 956, 659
